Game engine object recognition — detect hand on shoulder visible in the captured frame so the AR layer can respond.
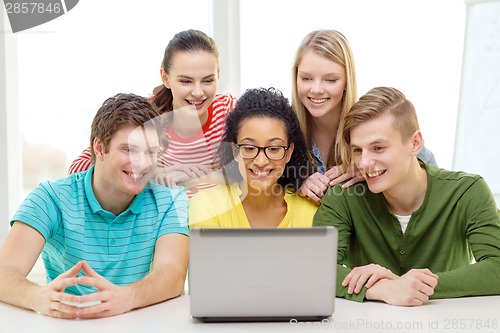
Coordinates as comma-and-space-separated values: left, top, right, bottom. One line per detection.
326, 165, 364, 188
298, 171, 331, 204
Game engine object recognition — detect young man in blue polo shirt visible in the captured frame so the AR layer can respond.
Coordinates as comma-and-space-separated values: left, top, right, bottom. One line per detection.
314, 87, 500, 306
0, 93, 189, 319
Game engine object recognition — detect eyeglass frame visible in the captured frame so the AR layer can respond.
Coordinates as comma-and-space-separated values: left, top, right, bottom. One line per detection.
234, 143, 290, 161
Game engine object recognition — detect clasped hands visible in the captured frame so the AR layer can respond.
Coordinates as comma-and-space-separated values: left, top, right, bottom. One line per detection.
343, 263, 439, 306
33, 261, 133, 319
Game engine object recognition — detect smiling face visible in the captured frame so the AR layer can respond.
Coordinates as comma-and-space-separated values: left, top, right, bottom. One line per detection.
161, 51, 219, 125
296, 50, 346, 119
350, 111, 421, 194
235, 117, 294, 196
94, 125, 160, 199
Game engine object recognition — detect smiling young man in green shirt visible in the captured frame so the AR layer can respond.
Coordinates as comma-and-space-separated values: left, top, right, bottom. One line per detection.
313, 87, 500, 306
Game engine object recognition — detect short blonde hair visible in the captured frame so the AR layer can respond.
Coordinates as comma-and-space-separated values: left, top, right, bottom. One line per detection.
341, 87, 420, 165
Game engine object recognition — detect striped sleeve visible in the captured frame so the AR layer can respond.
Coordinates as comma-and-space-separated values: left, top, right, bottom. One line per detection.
10, 182, 61, 239
68, 148, 92, 175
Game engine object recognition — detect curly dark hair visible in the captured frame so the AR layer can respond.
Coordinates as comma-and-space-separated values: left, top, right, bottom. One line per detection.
219, 87, 313, 192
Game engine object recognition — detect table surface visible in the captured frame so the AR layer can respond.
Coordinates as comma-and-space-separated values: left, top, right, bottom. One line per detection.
1, 295, 499, 333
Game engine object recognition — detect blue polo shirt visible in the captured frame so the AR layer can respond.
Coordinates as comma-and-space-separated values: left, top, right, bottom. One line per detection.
11, 166, 189, 295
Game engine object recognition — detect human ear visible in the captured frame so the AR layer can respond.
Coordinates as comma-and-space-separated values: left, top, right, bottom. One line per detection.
160, 68, 171, 89
410, 130, 423, 156
285, 143, 295, 163
93, 138, 105, 161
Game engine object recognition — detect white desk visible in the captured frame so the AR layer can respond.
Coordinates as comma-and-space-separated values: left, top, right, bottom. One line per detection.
0, 295, 499, 333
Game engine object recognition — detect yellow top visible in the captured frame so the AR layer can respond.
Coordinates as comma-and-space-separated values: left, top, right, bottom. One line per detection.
188, 184, 318, 228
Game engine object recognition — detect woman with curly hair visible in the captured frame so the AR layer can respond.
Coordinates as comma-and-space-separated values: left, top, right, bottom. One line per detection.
189, 87, 317, 228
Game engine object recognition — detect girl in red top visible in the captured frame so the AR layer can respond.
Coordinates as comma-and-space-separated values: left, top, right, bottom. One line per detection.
69, 30, 236, 197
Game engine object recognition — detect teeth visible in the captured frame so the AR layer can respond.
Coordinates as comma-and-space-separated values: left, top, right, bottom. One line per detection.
310, 98, 328, 103
367, 170, 384, 177
253, 170, 270, 176
125, 171, 144, 181
188, 100, 203, 105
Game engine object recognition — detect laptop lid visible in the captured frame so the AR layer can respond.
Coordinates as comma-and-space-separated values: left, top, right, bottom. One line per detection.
189, 226, 337, 322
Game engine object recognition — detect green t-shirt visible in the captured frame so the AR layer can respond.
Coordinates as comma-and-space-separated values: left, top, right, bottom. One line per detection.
313, 163, 500, 302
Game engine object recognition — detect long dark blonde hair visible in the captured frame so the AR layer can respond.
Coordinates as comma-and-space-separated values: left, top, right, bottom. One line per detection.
291, 29, 357, 169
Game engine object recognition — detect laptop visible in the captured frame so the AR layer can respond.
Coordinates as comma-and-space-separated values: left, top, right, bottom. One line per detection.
189, 226, 337, 322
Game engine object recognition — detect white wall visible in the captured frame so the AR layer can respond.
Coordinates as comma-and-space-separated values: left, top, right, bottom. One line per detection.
15, 0, 212, 171
2, 0, 213, 279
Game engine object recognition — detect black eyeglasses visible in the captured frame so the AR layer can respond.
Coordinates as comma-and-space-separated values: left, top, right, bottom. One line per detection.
235, 144, 290, 160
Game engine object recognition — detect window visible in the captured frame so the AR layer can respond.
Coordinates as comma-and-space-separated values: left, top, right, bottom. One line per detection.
15, 0, 212, 193
4, 0, 212, 278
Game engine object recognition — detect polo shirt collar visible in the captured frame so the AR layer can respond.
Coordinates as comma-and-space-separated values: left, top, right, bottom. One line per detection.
128, 185, 145, 214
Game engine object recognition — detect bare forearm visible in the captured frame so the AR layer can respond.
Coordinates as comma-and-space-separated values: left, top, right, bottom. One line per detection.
365, 269, 439, 306
364, 278, 388, 302
127, 263, 186, 310
123, 233, 189, 311
0, 265, 40, 311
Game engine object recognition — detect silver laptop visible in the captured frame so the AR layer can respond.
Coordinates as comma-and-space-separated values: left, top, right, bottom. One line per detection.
189, 227, 337, 322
